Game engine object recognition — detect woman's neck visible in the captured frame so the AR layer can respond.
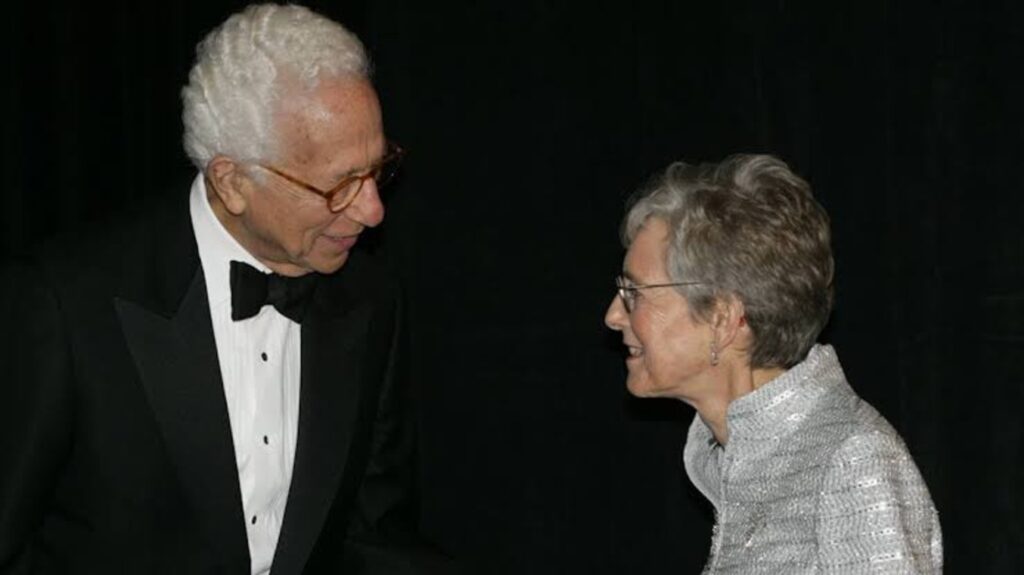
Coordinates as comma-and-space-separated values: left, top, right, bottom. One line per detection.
692, 364, 786, 445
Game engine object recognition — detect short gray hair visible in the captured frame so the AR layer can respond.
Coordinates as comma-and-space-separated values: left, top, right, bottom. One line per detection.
181, 3, 370, 169
623, 154, 834, 369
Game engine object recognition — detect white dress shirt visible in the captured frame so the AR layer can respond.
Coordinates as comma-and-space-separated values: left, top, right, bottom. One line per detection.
189, 174, 301, 575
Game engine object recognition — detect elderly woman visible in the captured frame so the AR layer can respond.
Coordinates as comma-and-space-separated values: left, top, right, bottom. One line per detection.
605, 155, 942, 573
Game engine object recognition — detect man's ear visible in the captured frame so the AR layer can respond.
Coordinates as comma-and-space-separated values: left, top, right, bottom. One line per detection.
205, 155, 251, 216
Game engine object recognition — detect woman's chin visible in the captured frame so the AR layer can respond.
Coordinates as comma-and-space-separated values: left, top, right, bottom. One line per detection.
626, 376, 659, 398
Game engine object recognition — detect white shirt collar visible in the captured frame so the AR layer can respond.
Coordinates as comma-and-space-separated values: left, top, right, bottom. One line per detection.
189, 172, 269, 308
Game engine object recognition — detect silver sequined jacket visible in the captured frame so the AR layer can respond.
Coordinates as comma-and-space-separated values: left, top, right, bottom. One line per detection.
684, 345, 943, 574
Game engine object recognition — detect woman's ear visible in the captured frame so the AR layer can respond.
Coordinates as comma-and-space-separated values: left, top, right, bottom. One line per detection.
711, 295, 747, 351
205, 155, 251, 216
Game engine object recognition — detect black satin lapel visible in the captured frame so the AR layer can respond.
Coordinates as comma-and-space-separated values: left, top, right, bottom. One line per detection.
115, 270, 250, 573
271, 302, 374, 575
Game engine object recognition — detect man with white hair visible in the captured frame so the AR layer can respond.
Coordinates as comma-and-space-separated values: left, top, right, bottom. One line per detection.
0, 5, 438, 573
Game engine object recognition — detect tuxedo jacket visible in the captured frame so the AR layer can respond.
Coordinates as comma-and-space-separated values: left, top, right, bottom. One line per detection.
0, 190, 428, 574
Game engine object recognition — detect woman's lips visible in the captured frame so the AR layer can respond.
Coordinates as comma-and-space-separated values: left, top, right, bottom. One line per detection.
624, 345, 644, 366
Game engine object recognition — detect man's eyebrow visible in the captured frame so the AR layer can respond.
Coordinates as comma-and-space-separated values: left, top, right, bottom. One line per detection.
333, 166, 363, 181
334, 162, 371, 180
332, 150, 386, 181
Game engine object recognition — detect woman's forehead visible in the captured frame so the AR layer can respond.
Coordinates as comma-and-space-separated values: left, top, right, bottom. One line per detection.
625, 220, 671, 280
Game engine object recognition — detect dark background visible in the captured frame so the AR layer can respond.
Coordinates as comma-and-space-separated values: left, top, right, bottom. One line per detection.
4, 1, 1022, 573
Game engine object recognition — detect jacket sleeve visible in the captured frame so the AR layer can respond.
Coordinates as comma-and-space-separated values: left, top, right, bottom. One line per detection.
0, 259, 76, 574
816, 430, 943, 573
340, 288, 453, 575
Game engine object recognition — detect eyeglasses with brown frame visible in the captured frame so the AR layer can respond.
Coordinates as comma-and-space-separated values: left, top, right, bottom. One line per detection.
257, 142, 405, 212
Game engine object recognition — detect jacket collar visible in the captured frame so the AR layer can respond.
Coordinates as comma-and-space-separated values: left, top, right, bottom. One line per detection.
113, 191, 383, 574
683, 345, 851, 506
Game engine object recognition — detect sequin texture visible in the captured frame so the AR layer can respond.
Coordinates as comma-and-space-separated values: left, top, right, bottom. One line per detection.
684, 345, 943, 573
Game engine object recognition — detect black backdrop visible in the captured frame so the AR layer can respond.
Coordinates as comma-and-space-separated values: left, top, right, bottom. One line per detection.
3, 1, 1022, 573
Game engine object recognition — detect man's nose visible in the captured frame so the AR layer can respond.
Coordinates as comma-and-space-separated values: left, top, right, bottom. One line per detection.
338, 178, 385, 227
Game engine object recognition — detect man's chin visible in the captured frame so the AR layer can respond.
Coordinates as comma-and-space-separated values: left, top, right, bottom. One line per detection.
308, 250, 351, 275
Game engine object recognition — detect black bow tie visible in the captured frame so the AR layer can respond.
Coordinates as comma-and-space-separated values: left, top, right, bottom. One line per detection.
229, 261, 317, 323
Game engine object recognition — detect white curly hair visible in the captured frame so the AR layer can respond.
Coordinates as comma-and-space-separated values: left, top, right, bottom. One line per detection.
181, 3, 370, 169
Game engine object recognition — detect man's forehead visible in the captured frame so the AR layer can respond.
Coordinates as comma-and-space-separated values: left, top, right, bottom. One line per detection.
283, 75, 378, 112
274, 77, 383, 156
